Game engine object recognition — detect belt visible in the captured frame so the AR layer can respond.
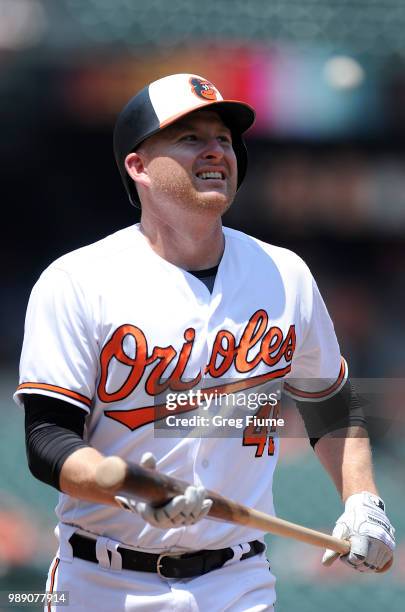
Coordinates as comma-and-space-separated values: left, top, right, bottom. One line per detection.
69, 533, 265, 579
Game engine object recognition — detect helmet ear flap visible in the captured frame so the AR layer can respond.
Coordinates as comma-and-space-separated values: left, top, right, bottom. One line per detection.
232, 133, 248, 190
113, 84, 159, 208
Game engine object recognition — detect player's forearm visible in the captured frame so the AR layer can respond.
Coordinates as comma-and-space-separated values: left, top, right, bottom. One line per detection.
59, 446, 119, 506
314, 426, 379, 502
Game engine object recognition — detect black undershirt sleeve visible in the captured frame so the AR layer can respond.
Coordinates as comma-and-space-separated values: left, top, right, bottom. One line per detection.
24, 394, 88, 491
294, 379, 367, 448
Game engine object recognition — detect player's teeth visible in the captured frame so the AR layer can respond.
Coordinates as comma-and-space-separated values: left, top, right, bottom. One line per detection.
198, 172, 223, 179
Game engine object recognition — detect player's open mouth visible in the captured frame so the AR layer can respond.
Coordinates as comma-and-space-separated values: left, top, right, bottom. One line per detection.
196, 171, 225, 180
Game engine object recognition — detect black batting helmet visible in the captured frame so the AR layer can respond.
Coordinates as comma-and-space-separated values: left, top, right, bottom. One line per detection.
113, 73, 255, 206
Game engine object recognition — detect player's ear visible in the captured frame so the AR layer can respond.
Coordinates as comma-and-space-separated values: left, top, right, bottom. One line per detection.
125, 152, 150, 188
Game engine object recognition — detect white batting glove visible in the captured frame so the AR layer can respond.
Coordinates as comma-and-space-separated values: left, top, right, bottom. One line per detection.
322, 492, 395, 572
115, 452, 213, 529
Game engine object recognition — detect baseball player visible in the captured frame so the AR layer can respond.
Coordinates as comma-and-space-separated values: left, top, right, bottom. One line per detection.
15, 73, 394, 611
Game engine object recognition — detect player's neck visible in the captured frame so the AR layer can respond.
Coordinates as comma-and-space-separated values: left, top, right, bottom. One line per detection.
139, 211, 225, 271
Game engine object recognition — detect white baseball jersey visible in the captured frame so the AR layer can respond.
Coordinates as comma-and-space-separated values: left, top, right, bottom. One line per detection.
15, 223, 347, 552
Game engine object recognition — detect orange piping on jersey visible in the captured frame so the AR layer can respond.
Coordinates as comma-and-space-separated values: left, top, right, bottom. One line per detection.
104, 364, 291, 431
16, 383, 92, 407
47, 557, 60, 612
284, 357, 347, 399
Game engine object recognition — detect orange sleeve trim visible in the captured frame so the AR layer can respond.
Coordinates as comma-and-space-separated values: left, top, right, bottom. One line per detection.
284, 357, 347, 400
17, 383, 92, 408
47, 557, 60, 612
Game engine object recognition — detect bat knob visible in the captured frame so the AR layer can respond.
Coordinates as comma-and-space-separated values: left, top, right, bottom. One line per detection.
96, 456, 127, 490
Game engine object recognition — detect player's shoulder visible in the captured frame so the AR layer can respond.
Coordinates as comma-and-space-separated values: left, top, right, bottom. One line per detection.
44, 224, 142, 278
223, 226, 311, 276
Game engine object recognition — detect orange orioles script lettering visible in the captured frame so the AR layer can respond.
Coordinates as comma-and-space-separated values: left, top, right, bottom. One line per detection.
100, 309, 296, 431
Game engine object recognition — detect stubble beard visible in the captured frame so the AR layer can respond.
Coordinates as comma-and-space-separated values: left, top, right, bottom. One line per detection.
151, 167, 236, 216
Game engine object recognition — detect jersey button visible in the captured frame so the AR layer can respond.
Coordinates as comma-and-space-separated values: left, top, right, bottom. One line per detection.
202, 459, 209, 468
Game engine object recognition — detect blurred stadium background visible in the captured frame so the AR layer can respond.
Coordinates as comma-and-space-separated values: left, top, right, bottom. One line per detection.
1, 0, 405, 610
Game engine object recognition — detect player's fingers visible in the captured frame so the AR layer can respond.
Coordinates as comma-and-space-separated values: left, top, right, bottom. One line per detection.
137, 496, 186, 527
132, 487, 211, 528
184, 485, 202, 510
140, 452, 157, 470
136, 501, 161, 526
157, 495, 188, 526
194, 498, 213, 522
348, 534, 369, 560
376, 552, 394, 573
366, 539, 392, 571
182, 486, 207, 522
339, 536, 392, 573
366, 540, 385, 567
341, 534, 369, 569
135, 502, 158, 525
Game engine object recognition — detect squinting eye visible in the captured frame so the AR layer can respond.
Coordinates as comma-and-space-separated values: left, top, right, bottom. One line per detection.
180, 134, 197, 142
218, 135, 232, 144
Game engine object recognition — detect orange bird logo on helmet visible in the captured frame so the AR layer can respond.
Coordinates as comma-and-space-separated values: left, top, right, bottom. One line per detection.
190, 77, 219, 101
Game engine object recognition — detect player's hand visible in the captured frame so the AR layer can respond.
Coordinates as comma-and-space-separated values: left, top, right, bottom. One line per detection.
322, 491, 395, 572
115, 452, 213, 528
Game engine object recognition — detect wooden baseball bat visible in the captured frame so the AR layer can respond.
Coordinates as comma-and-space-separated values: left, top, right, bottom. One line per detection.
95, 456, 350, 555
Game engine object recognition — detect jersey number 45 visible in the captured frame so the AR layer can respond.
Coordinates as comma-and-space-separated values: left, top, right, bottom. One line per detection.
242, 403, 279, 457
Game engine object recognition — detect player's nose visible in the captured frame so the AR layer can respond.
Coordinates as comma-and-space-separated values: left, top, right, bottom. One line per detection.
200, 138, 226, 159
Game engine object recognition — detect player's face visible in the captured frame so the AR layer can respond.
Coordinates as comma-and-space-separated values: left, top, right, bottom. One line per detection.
137, 110, 238, 214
